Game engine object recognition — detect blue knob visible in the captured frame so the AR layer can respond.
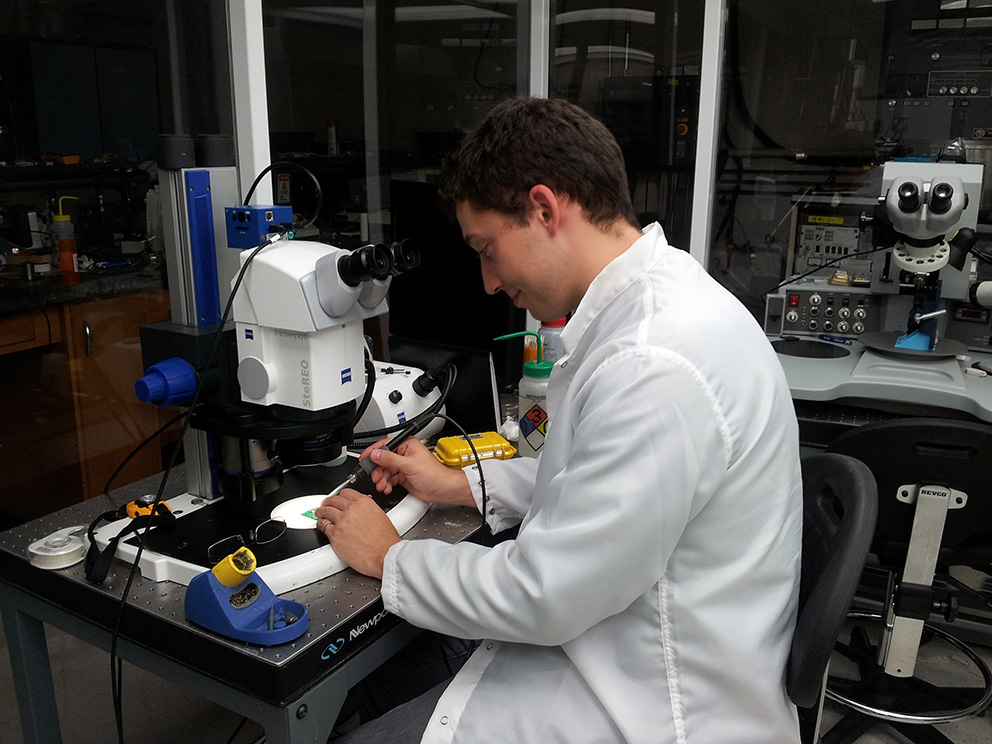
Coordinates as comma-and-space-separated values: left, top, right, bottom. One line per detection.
135, 357, 197, 407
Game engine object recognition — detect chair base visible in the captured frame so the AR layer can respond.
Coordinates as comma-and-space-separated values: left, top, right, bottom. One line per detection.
822, 710, 961, 744
821, 612, 992, 744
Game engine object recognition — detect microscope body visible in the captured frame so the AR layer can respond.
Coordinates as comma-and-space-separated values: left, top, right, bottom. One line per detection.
231, 239, 383, 412
877, 162, 982, 351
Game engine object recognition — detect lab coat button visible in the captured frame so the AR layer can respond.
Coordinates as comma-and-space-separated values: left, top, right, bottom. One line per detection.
440, 716, 449, 725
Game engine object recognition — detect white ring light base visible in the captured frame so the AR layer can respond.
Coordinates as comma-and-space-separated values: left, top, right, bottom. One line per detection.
93, 492, 429, 595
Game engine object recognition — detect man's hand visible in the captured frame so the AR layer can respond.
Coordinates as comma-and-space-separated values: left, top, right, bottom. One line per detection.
363, 437, 476, 508
314, 489, 400, 579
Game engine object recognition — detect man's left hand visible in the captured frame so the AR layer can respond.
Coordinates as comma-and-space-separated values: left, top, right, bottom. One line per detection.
314, 489, 401, 579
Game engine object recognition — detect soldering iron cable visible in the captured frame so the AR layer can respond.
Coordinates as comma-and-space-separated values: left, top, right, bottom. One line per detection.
353, 363, 458, 445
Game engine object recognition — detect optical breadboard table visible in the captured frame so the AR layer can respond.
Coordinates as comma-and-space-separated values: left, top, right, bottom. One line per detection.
770, 336, 992, 424
0, 463, 482, 744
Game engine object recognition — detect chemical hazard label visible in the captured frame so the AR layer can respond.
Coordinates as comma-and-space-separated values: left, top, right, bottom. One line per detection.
520, 404, 549, 452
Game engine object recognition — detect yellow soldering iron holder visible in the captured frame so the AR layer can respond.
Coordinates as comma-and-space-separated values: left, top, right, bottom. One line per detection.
185, 547, 308, 645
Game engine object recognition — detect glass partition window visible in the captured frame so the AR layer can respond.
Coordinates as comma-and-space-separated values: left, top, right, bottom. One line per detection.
261, 0, 525, 390
551, 0, 704, 250
0, 0, 223, 520
262, 0, 521, 238
707, 0, 992, 323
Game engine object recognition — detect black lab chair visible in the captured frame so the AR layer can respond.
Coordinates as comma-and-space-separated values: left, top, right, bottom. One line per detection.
824, 418, 992, 743
789, 453, 878, 744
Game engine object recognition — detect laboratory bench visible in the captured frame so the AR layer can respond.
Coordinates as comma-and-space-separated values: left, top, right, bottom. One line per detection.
0, 463, 483, 744
0, 253, 167, 318
770, 335, 992, 447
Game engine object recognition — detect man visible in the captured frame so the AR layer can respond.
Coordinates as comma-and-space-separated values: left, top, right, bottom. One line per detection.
315, 96, 803, 743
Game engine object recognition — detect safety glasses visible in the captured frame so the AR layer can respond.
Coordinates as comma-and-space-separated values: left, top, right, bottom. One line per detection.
206, 517, 287, 564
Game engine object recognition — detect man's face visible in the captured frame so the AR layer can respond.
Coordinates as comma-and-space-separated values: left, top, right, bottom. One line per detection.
455, 200, 571, 321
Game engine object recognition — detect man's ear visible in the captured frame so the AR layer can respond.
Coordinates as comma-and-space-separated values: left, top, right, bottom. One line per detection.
528, 185, 560, 234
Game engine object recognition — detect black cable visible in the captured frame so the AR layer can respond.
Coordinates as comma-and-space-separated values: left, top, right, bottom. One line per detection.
0, 234, 28, 252
242, 160, 323, 229
943, 574, 992, 614
100, 411, 184, 497
725, 1, 787, 153
107, 228, 286, 744
429, 412, 488, 535
711, 134, 743, 247
103, 155, 381, 735
761, 243, 891, 298
353, 354, 377, 426
354, 364, 457, 444
471, 3, 501, 90
225, 716, 249, 744
970, 248, 992, 267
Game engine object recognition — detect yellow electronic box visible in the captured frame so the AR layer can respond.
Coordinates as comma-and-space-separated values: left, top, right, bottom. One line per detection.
433, 432, 516, 468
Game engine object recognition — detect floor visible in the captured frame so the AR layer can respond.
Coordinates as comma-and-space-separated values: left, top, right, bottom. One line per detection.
0, 619, 266, 744
2, 615, 991, 744
817, 618, 992, 744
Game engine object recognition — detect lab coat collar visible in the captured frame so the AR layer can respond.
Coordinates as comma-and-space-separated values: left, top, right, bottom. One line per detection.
558, 222, 669, 360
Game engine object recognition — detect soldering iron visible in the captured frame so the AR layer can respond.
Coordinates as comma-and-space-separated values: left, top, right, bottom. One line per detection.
326, 418, 429, 497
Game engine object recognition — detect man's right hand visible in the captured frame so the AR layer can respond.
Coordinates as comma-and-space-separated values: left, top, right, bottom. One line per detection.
362, 438, 477, 508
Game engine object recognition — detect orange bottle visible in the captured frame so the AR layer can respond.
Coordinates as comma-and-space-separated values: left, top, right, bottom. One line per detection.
53, 196, 80, 286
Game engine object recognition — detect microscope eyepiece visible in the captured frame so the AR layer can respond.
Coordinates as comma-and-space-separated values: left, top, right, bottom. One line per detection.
928, 182, 954, 214
337, 243, 393, 287
896, 181, 921, 213
389, 239, 421, 276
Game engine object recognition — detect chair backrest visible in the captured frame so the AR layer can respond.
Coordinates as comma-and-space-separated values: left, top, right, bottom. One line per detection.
825, 418, 992, 570
788, 453, 878, 709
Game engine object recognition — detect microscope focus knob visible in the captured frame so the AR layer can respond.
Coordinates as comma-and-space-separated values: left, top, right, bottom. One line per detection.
928, 182, 954, 215
135, 357, 197, 407
896, 181, 922, 213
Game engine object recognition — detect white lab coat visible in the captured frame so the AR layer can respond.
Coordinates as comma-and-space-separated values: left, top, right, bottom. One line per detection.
381, 222, 803, 743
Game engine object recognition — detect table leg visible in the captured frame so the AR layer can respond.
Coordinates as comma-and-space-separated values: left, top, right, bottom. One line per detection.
1, 584, 63, 744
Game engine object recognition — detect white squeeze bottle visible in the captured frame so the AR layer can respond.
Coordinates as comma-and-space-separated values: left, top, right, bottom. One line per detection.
496, 331, 554, 458
539, 317, 567, 363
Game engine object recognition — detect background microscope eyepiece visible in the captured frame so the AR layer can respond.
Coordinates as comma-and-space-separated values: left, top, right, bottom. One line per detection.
896, 181, 921, 213
928, 182, 954, 215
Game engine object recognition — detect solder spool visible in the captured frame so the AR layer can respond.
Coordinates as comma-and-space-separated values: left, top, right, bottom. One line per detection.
27, 526, 89, 570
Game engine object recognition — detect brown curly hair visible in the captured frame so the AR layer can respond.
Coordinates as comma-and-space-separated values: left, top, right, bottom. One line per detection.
438, 97, 639, 230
